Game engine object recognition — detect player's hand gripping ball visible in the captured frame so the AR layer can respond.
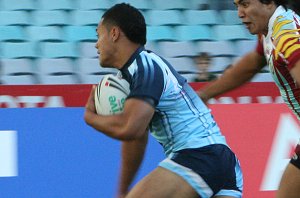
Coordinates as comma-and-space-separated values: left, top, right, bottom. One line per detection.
94, 74, 130, 115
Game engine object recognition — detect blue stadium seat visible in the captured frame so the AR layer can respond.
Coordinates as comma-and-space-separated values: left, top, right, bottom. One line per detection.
115, 0, 153, 10
190, 0, 210, 9
158, 41, 197, 58
64, 26, 97, 42
147, 10, 183, 26
212, 25, 254, 41
32, 11, 70, 26
77, 0, 112, 10
196, 40, 238, 57
0, 11, 31, 26
1, 58, 37, 84
2, 75, 36, 84
175, 25, 213, 41
234, 40, 257, 56
145, 41, 161, 54
0, 26, 26, 42
77, 58, 118, 84
250, 73, 273, 82
220, 10, 242, 25
183, 10, 221, 25
1, 42, 37, 58
147, 26, 175, 41
71, 10, 103, 26
79, 42, 98, 58
1, 0, 35, 11
39, 42, 78, 58
165, 57, 198, 82
152, 0, 190, 10
1, 59, 34, 76
38, 0, 74, 10
36, 58, 79, 84
210, 57, 233, 72
27, 26, 64, 42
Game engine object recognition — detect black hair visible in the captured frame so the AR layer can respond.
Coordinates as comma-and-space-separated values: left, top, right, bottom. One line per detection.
259, 0, 288, 7
102, 3, 146, 45
287, 0, 300, 14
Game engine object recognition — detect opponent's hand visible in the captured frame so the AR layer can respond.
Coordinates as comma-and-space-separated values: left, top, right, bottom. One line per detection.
197, 90, 209, 104
84, 85, 96, 125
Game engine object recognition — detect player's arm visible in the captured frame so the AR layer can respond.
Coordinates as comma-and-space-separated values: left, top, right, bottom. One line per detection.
117, 132, 148, 197
84, 86, 155, 141
290, 59, 300, 87
198, 50, 266, 102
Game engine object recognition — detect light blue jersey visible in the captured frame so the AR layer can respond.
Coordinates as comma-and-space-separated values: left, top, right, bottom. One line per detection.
120, 47, 242, 197
120, 47, 227, 157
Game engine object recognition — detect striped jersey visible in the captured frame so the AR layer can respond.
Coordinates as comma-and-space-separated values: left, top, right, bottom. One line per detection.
119, 47, 227, 157
257, 6, 300, 119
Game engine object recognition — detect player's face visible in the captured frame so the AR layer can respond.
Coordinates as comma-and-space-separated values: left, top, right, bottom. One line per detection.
95, 20, 115, 68
234, 0, 274, 35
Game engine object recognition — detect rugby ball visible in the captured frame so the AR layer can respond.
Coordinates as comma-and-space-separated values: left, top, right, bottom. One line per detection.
94, 74, 130, 115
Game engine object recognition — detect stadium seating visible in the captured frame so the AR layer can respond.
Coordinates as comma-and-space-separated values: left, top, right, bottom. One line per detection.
159, 41, 197, 58
210, 57, 233, 72
196, 40, 238, 57
183, 10, 221, 25
77, 58, 118, 84
27, 26, 64, 42
79, 42, 98, 58
32, 11, 70, 26
71, 10, 103, 26
36, 58, 79, 84
65, 26, 97, 42
0, 26, 26, 42
0, 0, 261, 85
0, 11, 31, 26
115, 0, 152, 10
234, 39, 257, 56
77, 0, 112, 10
212, 25, 253, 41
0, 0, 35, 11
152, 0, 191, 10
38, 0, 74, 10
1, 58, 37, 84
220, 10, 242, 25
165, 57, 199, 82
1, 42, 37, 58
147, 26, 175, 41
147, 10, 183, 26
39, 42, 79, 58
175, 25, 213, 41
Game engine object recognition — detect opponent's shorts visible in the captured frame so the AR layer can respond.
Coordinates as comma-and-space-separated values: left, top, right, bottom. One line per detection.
290, 139, 300, 169
159, 144, 243, 198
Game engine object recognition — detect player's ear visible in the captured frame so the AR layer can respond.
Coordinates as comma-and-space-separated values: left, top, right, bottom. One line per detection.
110, 26, 120, 42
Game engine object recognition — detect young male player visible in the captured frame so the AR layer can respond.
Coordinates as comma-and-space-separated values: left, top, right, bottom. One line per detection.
84, 3, 243, 198
198, 1, 300, 197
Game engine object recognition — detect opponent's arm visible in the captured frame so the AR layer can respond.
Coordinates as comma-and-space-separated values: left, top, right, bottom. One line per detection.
290, 59, 300, 87
117, 132, 148, 197
198, 50, 266, 102
84, 86, 155, 141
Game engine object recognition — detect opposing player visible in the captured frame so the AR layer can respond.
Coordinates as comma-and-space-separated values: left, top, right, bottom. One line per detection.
198, 0, 300, 197
84, 3, 243, 198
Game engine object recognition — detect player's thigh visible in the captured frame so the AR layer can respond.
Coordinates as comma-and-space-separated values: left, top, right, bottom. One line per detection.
126, 167, 199, 198
276, 163, 300, 198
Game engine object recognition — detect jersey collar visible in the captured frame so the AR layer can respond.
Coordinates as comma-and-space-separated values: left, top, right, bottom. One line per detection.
268, 6, 286, 34
121, 46, 145, 70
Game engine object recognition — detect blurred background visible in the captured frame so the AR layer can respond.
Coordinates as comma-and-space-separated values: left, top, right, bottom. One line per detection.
0, 0, 271, 85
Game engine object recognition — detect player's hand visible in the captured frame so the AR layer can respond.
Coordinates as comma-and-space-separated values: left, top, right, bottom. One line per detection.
84, 85, 97, 125
85, 85, 96, 113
